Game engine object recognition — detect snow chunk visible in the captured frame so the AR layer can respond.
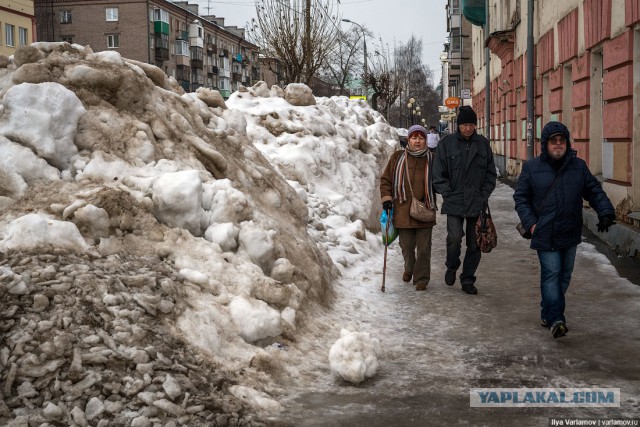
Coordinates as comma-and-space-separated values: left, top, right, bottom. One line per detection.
0, 213, 90, 253
152, 170, 204, 236
0, 82, 85, 170
329, 329, 381, 384
204, 222, 239, 252
284, 83, 316, 106
229, 296, 282, 343
238, 222, 274, 273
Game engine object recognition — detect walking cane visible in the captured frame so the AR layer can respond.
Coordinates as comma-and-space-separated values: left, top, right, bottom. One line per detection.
381, 211, 389, 292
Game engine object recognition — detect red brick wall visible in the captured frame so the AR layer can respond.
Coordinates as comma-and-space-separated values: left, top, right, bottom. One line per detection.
558, 8, 579, 63
625, 0, 640, 26
584, 0, 612, 49
537, 30, 555, 74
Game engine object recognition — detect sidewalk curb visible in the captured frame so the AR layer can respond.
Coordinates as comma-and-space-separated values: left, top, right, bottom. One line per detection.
583, 209, 640, 260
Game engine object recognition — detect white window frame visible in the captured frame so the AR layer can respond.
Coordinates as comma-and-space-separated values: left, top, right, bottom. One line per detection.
176, 40, 188, 56
107, 34, 119, 48
154, 8, 169, 23
61, 10, 72, 24
18, 27, 28, 46
5, 24, 15, 47
105, 8, 118, 22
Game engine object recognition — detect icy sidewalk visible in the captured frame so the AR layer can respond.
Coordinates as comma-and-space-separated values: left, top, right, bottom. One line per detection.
270, 182, 640, 426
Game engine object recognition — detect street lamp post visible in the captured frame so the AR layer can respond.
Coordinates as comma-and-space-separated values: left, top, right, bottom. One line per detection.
407, 97, 415, 127
407, 98, 421, 127
342, 19, 368, 99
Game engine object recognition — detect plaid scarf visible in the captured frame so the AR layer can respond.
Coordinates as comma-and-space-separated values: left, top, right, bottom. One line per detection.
392, 147, 435, 208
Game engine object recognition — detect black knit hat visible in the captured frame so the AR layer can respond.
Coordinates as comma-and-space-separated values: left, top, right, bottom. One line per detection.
457, 106, 477, 126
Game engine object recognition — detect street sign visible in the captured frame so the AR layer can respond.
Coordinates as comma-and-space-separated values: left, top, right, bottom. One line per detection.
461, 89, 471, 99
444, 97, 461, 108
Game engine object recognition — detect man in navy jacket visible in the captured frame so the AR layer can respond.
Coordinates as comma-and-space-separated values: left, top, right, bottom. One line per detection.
514, 121, 615, 339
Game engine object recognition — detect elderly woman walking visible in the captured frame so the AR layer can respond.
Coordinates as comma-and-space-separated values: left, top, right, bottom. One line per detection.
380, 125, 437, 291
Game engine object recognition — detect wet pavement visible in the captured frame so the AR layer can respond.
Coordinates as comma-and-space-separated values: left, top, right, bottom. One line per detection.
270, 182, 640, 426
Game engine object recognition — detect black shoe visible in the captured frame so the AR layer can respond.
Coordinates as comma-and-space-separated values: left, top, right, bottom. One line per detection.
445, 269, 456, 286
551, 321, 568, 338
461, 283, 477, 294
541, 319, 549, 328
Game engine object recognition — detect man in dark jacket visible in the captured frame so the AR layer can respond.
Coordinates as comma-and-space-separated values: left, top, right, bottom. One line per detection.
514, 121, 615, 339
433, 106, 497, 294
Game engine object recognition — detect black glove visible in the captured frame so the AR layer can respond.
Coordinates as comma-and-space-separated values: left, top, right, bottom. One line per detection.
382, 201, 393, 212
597, 215, 616, 233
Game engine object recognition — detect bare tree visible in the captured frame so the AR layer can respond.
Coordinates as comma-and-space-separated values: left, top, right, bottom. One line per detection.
321, 27, 365, 95
251, 0, 340, 85
381, 36, 439, 128
366, 49, 402, 120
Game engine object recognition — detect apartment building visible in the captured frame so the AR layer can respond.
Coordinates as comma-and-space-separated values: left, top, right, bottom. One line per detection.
34, 0, 260, 98
469, 0, 640, 226
445, 0, 474, 105
0, 0, 35, 56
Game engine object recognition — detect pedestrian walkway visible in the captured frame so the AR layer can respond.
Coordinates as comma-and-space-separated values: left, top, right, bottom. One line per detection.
272, 182, 640, 426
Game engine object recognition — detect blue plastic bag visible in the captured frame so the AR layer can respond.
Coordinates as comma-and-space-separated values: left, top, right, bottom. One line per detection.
380, 208, 399, 246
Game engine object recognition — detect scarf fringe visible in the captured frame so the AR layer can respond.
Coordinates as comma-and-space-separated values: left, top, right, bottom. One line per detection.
392, 148, 435, 208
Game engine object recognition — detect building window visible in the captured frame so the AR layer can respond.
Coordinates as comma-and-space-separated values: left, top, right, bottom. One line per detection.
18, 27, 28, 46
5, 24, 15, 47
176, 40, 188, 56
106, 8, 118, 22
61, 35, 74, 43
450, 0, 460, 14
154, 8, 169, 23
107, 34, 119, 48
61, 10, 72, 24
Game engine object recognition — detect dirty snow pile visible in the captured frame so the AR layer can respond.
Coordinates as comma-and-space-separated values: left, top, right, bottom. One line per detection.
0, 42, 397, 425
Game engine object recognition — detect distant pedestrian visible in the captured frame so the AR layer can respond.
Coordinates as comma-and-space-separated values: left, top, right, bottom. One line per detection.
513, 121, 615, 339
427, 126, 439, 153
433, 106, 497, 294
380, 125, 437, 291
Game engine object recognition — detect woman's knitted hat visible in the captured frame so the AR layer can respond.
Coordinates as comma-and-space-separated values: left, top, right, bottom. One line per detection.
407, 124, 427, 138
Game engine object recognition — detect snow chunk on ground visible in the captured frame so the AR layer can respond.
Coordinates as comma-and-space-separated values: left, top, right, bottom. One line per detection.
0, 213, 90, 253
229, 295, 283, 343
329, 329, 381, 384
152, 170, 204, 236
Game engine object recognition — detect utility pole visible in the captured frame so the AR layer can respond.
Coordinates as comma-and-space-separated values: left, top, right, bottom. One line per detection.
485, 0, 491, 139
304, 0, 311, 84
526, 0, 535, 160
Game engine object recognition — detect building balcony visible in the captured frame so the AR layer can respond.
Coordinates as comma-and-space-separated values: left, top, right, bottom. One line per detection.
207, 43, 216, 53
191, 59, 203, 69
155, 47, 169, 61
208, 65, 218, 75
219, 49, 229, 57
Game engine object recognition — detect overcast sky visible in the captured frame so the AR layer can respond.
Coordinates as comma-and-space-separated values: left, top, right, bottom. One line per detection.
194, 0, 449, 85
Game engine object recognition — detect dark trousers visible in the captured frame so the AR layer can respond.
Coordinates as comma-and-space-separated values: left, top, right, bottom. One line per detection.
398, 227, 433, 286
445, 215, 481, 285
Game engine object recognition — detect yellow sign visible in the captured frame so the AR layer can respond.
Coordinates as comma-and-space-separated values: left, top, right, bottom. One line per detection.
349, 96, 367, 100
